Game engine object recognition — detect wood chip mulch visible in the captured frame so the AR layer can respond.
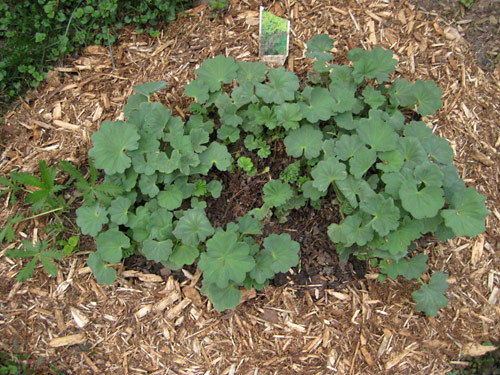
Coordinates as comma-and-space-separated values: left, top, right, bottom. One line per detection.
1, 0, 499, 374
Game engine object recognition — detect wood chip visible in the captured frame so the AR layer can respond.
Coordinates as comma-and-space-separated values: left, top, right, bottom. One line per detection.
70, 307, 90, 328
166, 299, 191, 320
153, 291, 181, 313
361, 346, 375, 366
462, 343, 498, 357
135, 305, 152, 319
49, 334, 86, 347
182, 286, 203, 307
53, 120, 79, 131
471, 234, 484, 265
471, 150, 494, 166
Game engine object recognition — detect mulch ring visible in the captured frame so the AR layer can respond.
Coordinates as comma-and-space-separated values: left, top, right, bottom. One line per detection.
1, 0, 500, 374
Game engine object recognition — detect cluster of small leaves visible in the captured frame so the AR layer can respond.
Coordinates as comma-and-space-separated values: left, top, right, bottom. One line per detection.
79, 80, 301, 310
0, 160, 72, 243
0, 0, 190, 108
0, 160, 89, 280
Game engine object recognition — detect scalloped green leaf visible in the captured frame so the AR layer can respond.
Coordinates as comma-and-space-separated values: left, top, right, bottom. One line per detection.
356, 118, 399, 152
144, 102, 171, 138
360, 194, 400, 236
336, 176, 376, 209
414, 163, 444, 187
263, 233, 300, 273
255, 67, 299, 104
388, 78, 417, 107
306, 34, 335, 61
96, 229, 129, 263
334, 135, 362, 162
108, 197, 132, 225
87, 252, 116, 285
398, 137, 429, 167
330, 86, 359, 114
362, 86, 386, 109
173, 208, 214, 247
413, 80, 442, 116
350, 146, 377, 179
380, 218, 424, 257
169, 244, 199, 268
348, 46, 397, 83
195, 55, 238, 92
441, 187, 489, 237
400, 181, 444, 219
158, 185, 184, 210
301, 180, 327, 201
376, 150, 404, 173
88, 121, 140, 175
198, 231, 255, 288
133, 81, 167, 97
142, 239, 173, 263
311, 157, 347, 192
76, 204, 108, 237
201, 281, 242, 311
263, 180, 293, 208
236, 61, 268, 84
184, 79, 210, 104
250, 251, 275, 284
199, 142, 232, 171
138, 174, 159, 198
338, 213, 374, 246
412, 271, 449, 316
150, 209, 174, 241
284, 124, 323, 159
329, 65, 358, 92
380, 253, 428, 280
299, 87, 336, 122
275, 103, 303, 130
237, 214, 262, 235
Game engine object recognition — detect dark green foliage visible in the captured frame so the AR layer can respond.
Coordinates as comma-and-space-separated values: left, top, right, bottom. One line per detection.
0, 0, 191, 108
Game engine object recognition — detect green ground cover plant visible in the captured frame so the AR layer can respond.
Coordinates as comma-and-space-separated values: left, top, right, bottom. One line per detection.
3, 35, 488, 315
0, 0, 191, 110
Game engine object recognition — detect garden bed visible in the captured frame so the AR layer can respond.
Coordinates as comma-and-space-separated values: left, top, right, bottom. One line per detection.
0, 0, 499, 374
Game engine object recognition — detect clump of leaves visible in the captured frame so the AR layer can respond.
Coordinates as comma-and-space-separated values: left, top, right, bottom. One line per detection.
78, 35, 488, 314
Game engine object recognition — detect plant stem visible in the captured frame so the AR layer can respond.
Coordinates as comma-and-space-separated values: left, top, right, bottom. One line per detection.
22, 207, 64, 222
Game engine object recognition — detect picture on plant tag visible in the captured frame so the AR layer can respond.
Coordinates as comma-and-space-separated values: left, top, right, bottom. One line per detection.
259, 7, 290, 56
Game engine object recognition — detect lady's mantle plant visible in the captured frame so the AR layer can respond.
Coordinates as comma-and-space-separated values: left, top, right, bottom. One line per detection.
78, 34, 489, 315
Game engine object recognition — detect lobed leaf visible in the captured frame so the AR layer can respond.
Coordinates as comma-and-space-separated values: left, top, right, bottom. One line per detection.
195, 55, 238, 92
96, 229, 130, 263
284, 125, 323, 160
76, 204, 108, 237
441, 187, 489, 237
262, 180, 293, 208
88, 121, 140, 175
198, 231, 255, 288
173, 208, 214, 247
255, 67, 299, 104
311, 157, 347, 192
87, 252, 116, 285
412, 271, 449, 316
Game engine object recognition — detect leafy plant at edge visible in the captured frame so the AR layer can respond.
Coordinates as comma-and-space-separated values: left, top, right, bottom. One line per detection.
5, 240, 63, 282
78, 35, 488, 315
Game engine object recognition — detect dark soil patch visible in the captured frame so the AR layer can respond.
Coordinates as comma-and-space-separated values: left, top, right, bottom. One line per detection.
124, 136, 366, 298
410, 0, 500, 72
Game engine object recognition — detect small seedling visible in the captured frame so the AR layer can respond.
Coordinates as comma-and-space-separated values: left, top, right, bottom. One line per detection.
5, 240, 63, 282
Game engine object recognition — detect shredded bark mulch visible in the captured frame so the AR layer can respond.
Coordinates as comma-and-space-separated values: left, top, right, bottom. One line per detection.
1, 0, 499, 374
